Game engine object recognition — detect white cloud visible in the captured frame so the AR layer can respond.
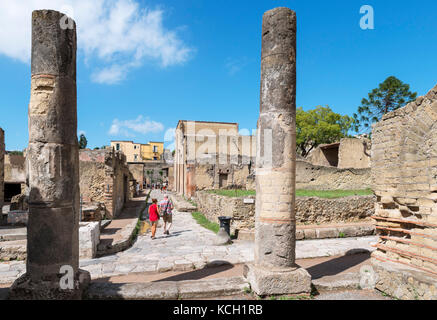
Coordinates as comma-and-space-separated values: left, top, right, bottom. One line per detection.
164, 127, 176, 142
0, 0, 193, 84
109, 115, 164, 137
225, 57, 251, 75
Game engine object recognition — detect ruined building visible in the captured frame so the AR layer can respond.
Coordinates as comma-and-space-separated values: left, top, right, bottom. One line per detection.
79, 149, 135, 219
371, 84, 437, 299
4, 153, 26, 203
174, 120, 256, 198
308, 137, 371, 169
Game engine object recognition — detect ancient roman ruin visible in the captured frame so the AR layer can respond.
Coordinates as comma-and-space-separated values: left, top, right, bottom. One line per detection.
245, 7, 311, 295
174, 120, 256, 198
0, 5, 436, 301
79, 148, 135, 220
9, 10, 90, 299
371, 85, 437, 299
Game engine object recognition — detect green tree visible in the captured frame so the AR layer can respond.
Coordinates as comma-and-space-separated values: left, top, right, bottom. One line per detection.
296, 106, 353, 157
78, 134, 88, 149
353, 76, 417, 133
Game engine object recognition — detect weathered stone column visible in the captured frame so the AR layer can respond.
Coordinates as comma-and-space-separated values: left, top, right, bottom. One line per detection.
245, 7, 311, 296
10, 10, 90, 300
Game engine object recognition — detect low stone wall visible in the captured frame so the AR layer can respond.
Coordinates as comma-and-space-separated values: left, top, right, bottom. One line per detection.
295, 196, 375, 225
195, 191, 255, 235
195, 191, 375, 236
296, 160, 371, 190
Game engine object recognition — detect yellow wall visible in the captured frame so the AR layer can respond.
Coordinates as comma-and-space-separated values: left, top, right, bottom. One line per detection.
111, 140, 164, 162
110, 141, 142, 162
141, 142, 164, 160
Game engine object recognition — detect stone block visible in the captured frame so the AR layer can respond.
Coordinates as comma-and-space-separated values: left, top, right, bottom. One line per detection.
79, 222, 100, 259
244, 263, 311, 296
7, 211, 28, 226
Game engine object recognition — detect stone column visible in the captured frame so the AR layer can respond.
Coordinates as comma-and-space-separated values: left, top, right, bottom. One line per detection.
10, 10, 90, 300
245, 7, 311, 296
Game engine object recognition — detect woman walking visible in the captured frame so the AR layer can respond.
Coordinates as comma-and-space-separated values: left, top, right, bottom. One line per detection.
148, 198, 160, 240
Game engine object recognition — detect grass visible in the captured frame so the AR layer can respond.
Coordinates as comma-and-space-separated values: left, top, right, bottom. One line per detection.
208, 189, 373, 199
208, 189, 256, 197
191, 211, 220, 234
296, 189, 373, 198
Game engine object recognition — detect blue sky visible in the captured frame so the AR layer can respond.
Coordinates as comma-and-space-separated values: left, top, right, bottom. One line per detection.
1, 0, 437, 151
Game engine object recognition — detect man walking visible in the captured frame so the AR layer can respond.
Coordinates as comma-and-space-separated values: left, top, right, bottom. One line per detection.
158, 195, 174, 235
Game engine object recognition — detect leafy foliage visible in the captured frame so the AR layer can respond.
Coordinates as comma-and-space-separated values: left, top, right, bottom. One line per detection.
8, 151, 23, 156
78, 134, 88, 149
353, 76, 417, 133
296, 106, 353, 157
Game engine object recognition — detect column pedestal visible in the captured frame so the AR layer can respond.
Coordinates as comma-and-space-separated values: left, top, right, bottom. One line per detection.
9, 270, 90, 300
245, 264, 311, 296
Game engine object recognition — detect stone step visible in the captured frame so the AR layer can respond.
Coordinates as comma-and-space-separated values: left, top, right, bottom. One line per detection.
86, 276, 248, 300
0, 233, 26, 242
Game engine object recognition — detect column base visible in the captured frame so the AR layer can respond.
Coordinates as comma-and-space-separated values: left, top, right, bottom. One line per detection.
244, 263, 312, 296
8, 269, 90, 300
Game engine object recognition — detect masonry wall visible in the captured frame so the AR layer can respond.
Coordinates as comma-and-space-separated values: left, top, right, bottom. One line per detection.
0, 128, 4, 209
4, 154, 26, 184
79, 149, 134, 219
195, 191, 374, 235
296, 160, 371, 190
338, 138, 371, 169
128, 163, 145, 190
371, 84, 437, 276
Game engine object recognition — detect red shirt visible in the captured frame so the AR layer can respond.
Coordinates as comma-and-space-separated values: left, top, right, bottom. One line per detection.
149, 203, 159, 222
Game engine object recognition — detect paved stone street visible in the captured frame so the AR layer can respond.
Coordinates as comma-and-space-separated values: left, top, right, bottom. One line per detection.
0, 190, 377, 285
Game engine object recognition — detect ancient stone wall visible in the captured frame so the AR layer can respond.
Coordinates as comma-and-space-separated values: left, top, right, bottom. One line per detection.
128, 163, 144, 190
79, 149, 133, 219
195, 191, 256, 235
295, 196, 375, 224
371, 84, 437, 277
195, 191, 374, 235
192, 160, 254, 193
308, 144, 339, 167
296, 160, 371, 190
4, 154, 26, 183
0, 128, 4, 209
338, 138, 371, 169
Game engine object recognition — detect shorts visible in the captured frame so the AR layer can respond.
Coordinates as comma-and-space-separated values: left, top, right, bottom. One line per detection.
163, 214, 172, 223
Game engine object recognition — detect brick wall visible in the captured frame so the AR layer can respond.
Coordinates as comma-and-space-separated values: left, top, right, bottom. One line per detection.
371, 84, 437, 275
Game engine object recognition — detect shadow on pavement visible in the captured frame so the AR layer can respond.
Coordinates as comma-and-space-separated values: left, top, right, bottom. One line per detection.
154, 262, 235, 282
306, 251, 371, 280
